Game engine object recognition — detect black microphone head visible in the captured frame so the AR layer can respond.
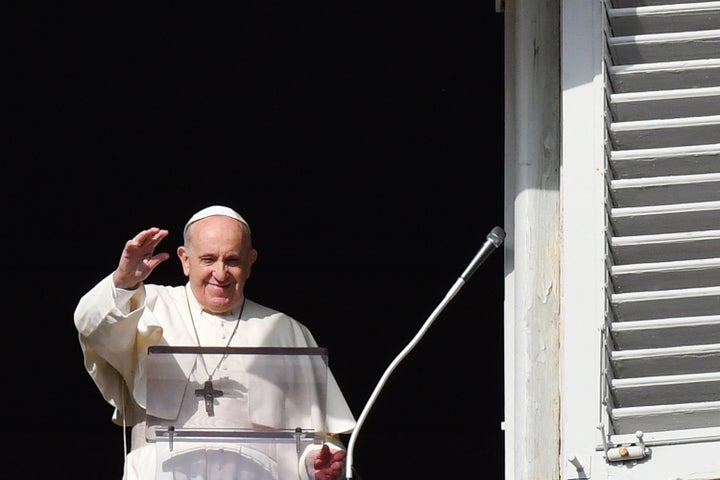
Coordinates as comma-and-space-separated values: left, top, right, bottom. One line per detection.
487, 226, 506, 247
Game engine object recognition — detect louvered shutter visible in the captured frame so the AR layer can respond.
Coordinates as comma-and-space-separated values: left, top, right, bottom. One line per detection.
603, 0, 720, 447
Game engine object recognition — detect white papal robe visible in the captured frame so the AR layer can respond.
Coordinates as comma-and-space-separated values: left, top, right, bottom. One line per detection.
74, 274, 356, 480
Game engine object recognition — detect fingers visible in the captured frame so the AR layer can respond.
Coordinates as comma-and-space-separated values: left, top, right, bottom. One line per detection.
313, 446, 346, 480
125, 228, 170, 261
144, 252, 171, 269
132, 227, 169, 247
313, 444, 331, 468
314, 462, 344, 480
123, 228, 170, 267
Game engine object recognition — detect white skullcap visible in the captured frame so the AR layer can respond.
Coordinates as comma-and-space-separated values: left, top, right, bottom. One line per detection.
183, 205, 250, 236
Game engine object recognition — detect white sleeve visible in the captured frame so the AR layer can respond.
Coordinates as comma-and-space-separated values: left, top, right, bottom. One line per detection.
112, 283, 138, 314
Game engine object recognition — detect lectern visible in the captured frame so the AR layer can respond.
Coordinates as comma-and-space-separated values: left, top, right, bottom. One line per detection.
145, 346, 330, 479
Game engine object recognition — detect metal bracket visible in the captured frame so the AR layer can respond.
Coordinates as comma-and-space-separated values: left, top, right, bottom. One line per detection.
597, 424, 650, 462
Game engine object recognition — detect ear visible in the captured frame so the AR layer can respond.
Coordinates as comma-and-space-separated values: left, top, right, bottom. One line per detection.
245, 248, 258, 279
177, 246, 191, 277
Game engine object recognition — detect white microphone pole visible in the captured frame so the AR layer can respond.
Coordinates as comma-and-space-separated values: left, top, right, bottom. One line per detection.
344, 226, 506, 479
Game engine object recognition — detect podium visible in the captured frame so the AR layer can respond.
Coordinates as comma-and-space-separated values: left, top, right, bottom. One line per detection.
145, 346, 331, 479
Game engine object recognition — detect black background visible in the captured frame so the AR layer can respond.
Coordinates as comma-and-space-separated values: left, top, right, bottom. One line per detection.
9, 3, 505, 478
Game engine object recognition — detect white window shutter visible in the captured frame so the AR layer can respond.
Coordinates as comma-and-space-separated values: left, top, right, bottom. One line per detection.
604, 0, 720, 450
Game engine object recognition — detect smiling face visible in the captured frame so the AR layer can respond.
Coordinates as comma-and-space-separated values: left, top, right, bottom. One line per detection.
177, 215, 257, 314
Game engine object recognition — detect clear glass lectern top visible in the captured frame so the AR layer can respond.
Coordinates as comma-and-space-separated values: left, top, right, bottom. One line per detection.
145, 346, 330, 479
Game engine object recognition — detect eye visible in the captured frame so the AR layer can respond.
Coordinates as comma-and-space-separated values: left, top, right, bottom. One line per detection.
225, 258, 242, 267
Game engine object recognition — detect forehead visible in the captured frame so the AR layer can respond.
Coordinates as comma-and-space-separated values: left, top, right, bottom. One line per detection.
189, 216, 249, 251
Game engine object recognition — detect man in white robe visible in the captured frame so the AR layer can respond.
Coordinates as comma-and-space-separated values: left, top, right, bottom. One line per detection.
74, 205, 356, 480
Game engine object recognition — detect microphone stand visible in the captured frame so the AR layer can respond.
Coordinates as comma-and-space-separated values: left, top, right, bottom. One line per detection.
344, 226, 506, 479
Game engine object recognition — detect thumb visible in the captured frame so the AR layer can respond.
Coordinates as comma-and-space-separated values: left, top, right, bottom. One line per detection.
314, 443, 332, 468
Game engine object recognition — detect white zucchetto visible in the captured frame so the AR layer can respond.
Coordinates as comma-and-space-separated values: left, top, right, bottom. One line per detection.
183, 205, 250, 236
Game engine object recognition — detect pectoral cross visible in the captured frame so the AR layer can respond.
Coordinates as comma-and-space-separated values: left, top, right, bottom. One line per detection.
195, 380, 223, 416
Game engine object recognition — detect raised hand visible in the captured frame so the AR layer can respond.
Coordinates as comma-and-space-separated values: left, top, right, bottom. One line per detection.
112, 227, 170, 289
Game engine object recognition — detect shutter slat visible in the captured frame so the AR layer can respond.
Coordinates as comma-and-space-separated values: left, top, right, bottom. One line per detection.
608, 2, 720, 36
610, 86, 720, 120
609, 144, 720, 178
609, 115, 720, 149
610, 401, 720, 434
610, 315, 720, 348
610, 343, 720, 377
610, 201, 720, 235
610, 172, 720, 206
609, 230, 720, 263
608, 30, 720, 64
609, 58, 720, 93
610, 286, 720, 321
612, 0, 720, 9
611, 372, 720, 406
611, 258, 720, 292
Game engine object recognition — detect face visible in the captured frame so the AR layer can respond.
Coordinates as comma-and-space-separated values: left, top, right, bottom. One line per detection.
177, 215, 258, 314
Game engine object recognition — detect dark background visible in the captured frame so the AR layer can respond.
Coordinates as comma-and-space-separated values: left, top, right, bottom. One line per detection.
9, 3, 505, 478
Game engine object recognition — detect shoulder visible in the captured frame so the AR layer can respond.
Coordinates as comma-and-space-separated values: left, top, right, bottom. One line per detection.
243, 298, 318, 345
142, 283, 186, 294
142, 283, 189, 307
244, 298, 303, 325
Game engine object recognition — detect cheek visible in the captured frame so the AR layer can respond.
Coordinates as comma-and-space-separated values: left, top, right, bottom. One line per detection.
243, 263, 254, 279
229, 268, 249, 282
184, 262, 207, 278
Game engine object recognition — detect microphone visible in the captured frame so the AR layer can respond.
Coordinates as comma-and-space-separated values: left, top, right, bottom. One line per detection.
460, 226, 506, 282
344, 226, 506, 479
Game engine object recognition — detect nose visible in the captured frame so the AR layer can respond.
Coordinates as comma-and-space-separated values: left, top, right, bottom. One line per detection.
211, 262, 229, 279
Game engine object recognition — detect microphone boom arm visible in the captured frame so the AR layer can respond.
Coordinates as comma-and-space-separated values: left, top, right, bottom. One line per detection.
344, 226, 506, 479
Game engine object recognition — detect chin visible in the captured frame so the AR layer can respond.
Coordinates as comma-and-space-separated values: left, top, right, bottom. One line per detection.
207, 300, 230, 310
